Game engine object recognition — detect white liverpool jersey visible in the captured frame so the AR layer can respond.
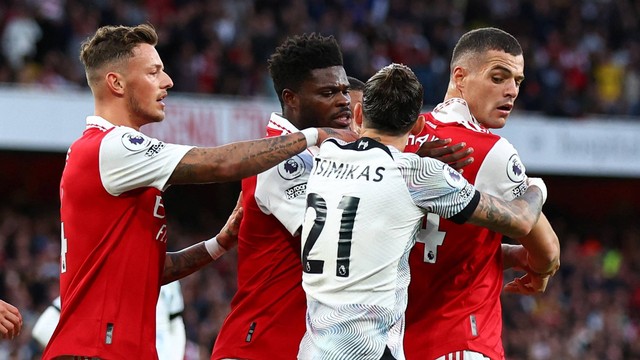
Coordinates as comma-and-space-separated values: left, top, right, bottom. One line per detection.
299, 137, 478, 360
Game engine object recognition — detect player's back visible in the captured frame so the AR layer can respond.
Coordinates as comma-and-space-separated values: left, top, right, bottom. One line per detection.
300, 137, 440, 360
404, 104, 526, 359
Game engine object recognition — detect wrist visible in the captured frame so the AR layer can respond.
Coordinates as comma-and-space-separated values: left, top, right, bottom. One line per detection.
204, 237, 227, 260
526, 253, 558, 277
300, 128, 319, 147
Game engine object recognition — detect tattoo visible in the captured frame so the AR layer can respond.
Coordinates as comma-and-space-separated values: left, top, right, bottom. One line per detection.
470, 188, 543, 239
163, 242, 213, 284
168, 133, 307, 185
322, 128, 340, 137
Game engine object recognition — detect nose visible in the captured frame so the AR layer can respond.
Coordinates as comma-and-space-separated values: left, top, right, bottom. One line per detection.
162, 71, 174, 89
338, 91, 351, 108
505, 79, 518, 99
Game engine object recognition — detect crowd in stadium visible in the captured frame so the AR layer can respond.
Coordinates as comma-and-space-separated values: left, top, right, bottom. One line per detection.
1, 0, 640, 359
1, 0, 640, 117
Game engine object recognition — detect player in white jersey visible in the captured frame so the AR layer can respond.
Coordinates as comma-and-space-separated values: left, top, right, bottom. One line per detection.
299, 63, 548, 360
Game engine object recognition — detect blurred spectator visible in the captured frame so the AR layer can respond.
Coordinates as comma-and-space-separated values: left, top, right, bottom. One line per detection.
2, 0, 640, 116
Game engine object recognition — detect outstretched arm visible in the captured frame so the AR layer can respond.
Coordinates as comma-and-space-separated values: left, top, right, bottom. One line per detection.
162, 193, 243, 284
169, 128, 357, 185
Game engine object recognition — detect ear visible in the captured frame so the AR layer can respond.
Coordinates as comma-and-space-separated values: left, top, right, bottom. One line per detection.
411, 114, 425, 135
282, 89, 297, 109
452, 66, 466, 91
354, 102, 364, 127
105, 72, 125, 96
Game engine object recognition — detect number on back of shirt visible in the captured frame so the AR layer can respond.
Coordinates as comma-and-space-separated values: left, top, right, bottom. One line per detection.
416, 213, 446, 263
302, 193, 360, 277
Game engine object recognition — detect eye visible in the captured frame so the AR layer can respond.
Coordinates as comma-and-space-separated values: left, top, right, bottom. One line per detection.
492, 76, 504, 84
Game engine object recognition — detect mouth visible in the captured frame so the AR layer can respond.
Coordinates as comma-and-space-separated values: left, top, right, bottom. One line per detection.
332, 110, 352, 128
496, 103, 512, 116
157, 93, 168, 108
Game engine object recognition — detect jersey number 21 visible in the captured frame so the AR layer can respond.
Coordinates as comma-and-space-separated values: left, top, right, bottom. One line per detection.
302, 193, 359, 278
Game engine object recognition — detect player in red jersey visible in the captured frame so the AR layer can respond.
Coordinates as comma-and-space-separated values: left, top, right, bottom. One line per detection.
211, 36, 472, 359
211, 33, 355, 360
404, 28, 560, 360
43, 24, 357, 360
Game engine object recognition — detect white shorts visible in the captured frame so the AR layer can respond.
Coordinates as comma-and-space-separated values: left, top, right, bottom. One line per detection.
435, 350, 491, 360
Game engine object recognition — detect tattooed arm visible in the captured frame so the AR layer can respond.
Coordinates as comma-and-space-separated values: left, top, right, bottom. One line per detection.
466, 180, 545, 239
168, 127, 358, 185
162, 193, 243, 284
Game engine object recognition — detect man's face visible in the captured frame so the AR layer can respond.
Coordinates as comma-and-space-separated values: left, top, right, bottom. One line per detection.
294, 66, 352, 130
123, 43, 174, 127
459, 50, 524, 129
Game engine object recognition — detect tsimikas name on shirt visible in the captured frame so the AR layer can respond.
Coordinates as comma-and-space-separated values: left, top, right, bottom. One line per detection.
312, 158, 385, 182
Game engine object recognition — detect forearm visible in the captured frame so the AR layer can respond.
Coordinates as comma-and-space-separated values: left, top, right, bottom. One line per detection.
517, 212, 560, 275
501, 243, 524, 270
169, 132, 309, 184
163, 242, 215, 284
468, 187, 543, 239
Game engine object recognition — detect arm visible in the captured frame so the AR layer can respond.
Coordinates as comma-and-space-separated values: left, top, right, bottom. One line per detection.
466, 179, 545, 239
162, 193, 243, 284
416, 138, 474, 173
168, 127, 357, 184
502, 213, 560, 294
516, 212, 560, 275
0, 299, 22, 339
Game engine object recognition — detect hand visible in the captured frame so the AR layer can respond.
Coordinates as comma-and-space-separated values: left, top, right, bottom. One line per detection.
504, 272, 550, 295
216, 192, 243, 250
0, 300, 22, 340
416, 138, 474, 173
502, 244, 557, 295
317, 127, 359, 144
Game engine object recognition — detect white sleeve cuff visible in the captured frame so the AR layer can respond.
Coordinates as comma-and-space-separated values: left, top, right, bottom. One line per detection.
300, 128, 319, 147
204, 237, 227, 260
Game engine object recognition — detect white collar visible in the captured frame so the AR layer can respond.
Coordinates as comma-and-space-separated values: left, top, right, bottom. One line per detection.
85, 116, 116, 131
431, 98, 488, 133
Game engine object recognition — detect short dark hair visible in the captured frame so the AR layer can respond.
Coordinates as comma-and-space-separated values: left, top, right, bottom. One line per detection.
268, 33, 343, 108
80, 24, 158, 86
362, 63, 423, 136
348, 76, 365, 91
451, 27, 522, 68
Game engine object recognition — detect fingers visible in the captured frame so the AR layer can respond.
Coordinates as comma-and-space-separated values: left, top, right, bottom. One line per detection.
504, 273, 550, 295
0, 302, 22, 339
416, 138, 451, 152
435, 144, 474, 163
415, 139, 475, 171
504, 277, 534, 295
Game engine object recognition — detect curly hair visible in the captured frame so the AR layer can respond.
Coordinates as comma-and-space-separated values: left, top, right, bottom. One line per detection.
268, 33, 343, 108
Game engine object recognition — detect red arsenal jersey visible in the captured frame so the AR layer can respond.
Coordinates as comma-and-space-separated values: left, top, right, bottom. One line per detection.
212, 113, 315, 360
44, 116, 191, 359
404, 99, 528, 360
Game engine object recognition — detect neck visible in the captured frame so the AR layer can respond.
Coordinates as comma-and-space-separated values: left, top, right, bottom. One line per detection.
444, 81, 461, 101
95, 100, 141, 131
359, 129, 408, 152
